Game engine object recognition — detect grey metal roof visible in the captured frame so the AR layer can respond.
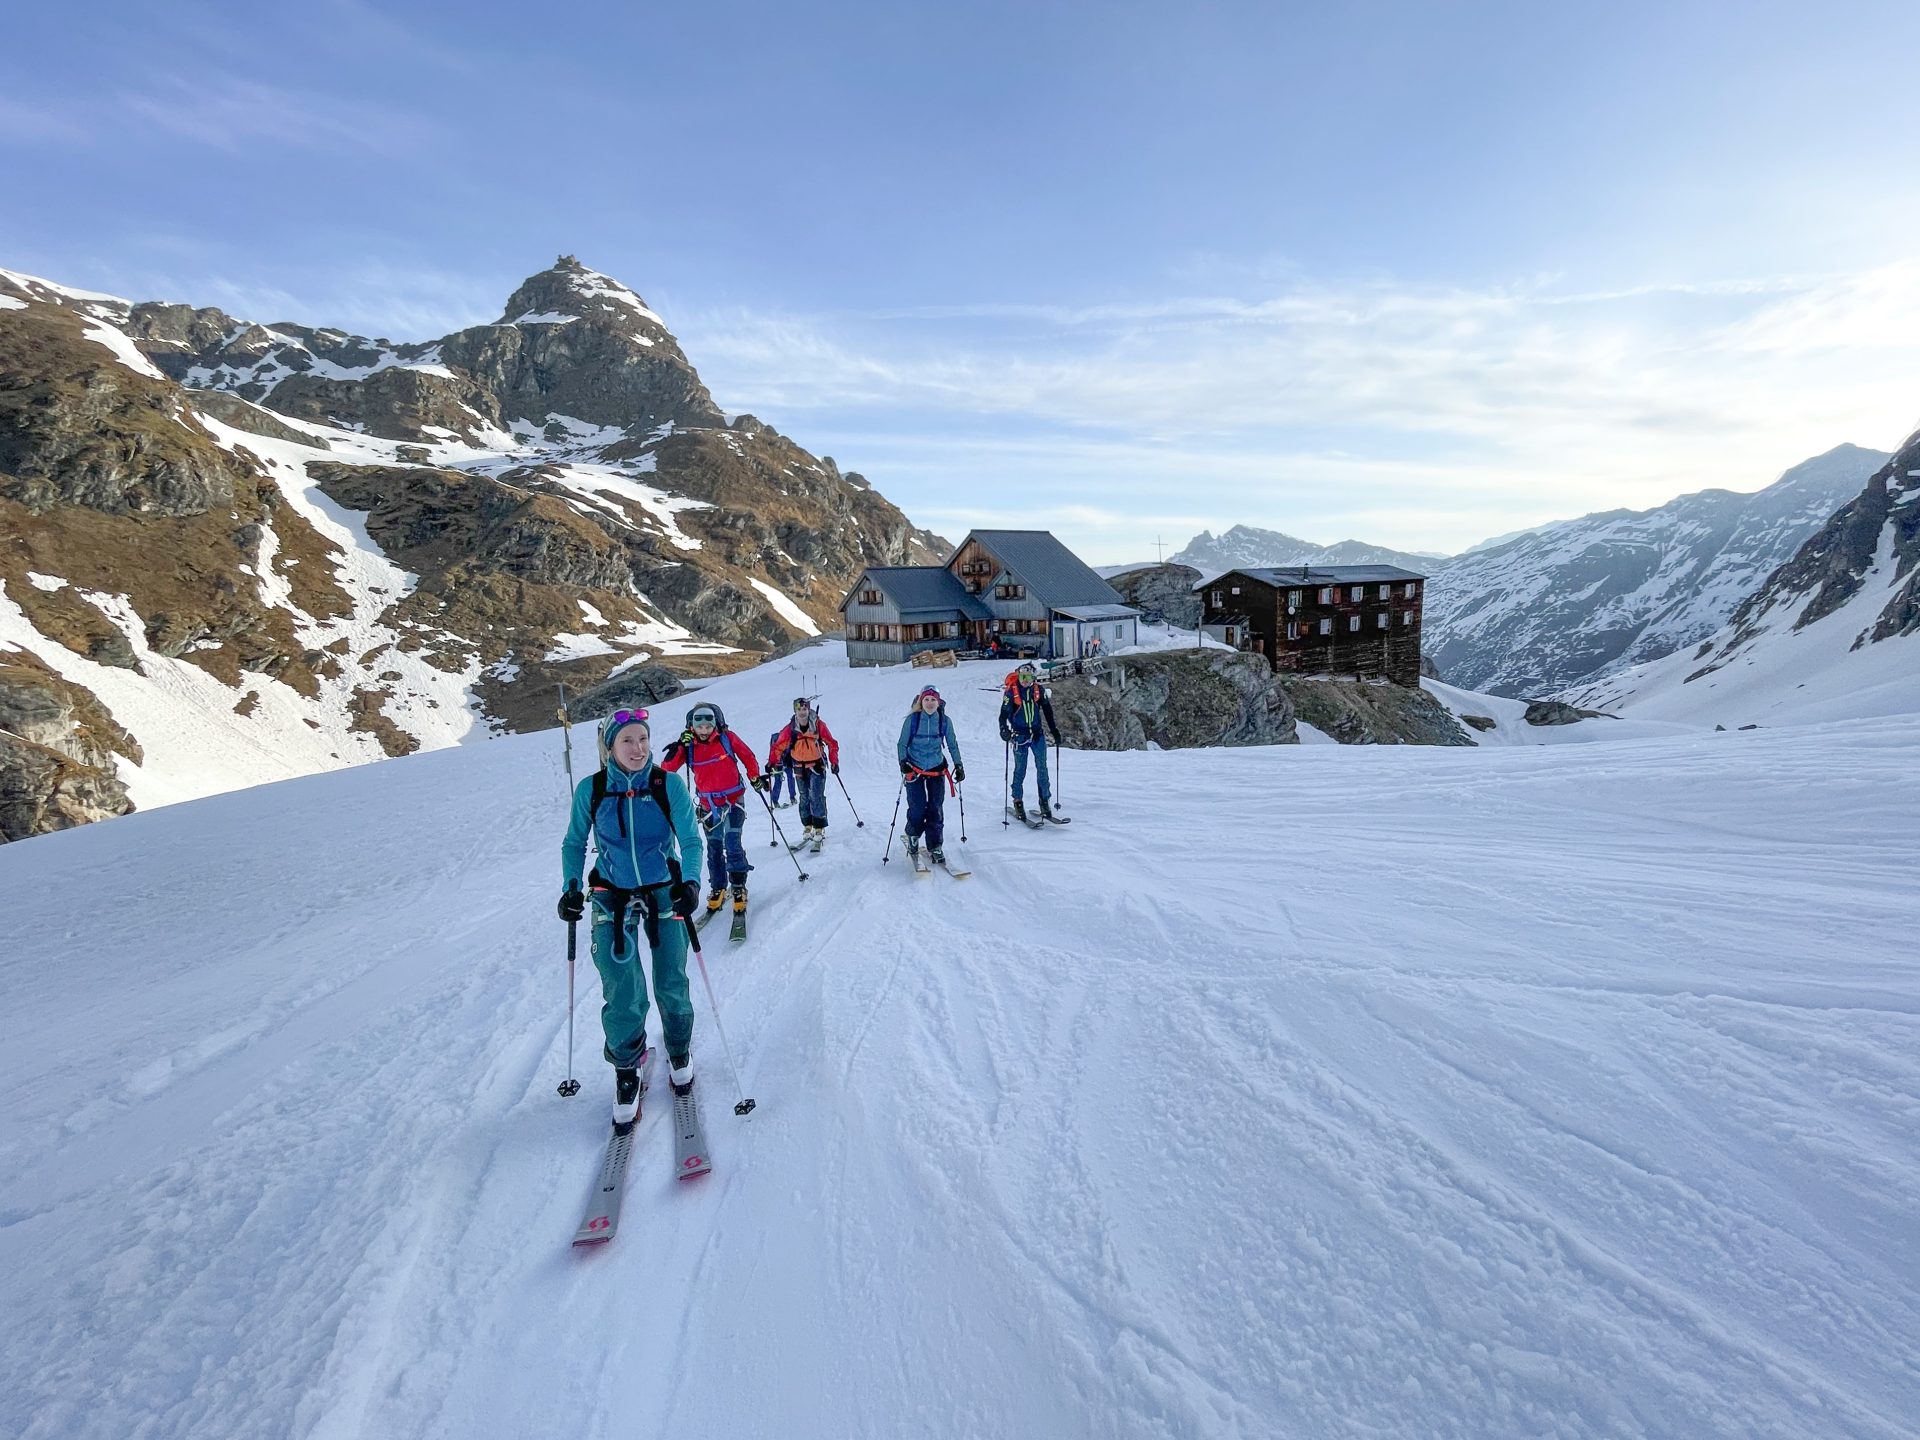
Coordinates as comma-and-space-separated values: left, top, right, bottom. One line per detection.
951, 530, 1128, 610
841, 566, 994, 620
1054, 603, 1142, 621
1194, 564, 1427, 590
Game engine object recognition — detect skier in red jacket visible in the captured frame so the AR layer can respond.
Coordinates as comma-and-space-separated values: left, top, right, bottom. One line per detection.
768, 696, 841, 849
661, 701, 766, 918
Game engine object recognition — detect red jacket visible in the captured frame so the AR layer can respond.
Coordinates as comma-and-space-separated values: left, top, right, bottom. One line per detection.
770, 717, 840, 770
662, 730, 761, 802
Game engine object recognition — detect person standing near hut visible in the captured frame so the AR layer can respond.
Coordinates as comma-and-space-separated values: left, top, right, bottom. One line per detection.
1000, 661, 1062, 824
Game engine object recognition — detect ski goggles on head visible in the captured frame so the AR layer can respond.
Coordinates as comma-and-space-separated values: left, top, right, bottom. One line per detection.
918, 687, 941, 701
793, 698, 811, 711
690, 709, 718, 725
610, 708, 648, 727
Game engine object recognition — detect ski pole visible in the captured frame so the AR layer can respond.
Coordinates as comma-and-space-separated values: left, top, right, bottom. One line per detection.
753, 783, 809, 880
832, 767, 865, 827
558, 915, 582, 1097
1002, 741, 1011, 828
881, 776, 906, 863
556, 687, 582, 1098
684, 916, 756, 1115
958, 780, 968, 843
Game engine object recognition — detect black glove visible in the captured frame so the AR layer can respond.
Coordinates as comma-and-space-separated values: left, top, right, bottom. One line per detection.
830, 761, 840, 775
899, 757, 913, 775
953, 764, 966, 784
1049, 731, 1062, 746
1000, 727, 1013, 743
557, 881, 584, 923
751, 774, 771, 793
669, 879, 700, 919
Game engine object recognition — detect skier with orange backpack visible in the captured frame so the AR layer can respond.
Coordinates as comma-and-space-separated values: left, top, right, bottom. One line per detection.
768, 696, 840, 852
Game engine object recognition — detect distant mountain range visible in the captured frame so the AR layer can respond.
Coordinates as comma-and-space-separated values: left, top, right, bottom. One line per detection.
0, 256, 942, 840
1170, 526, 1445, 579
1420, 445, 1886, 697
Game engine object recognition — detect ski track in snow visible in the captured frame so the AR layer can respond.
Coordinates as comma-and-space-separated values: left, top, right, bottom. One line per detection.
2, 649, 1917, 1439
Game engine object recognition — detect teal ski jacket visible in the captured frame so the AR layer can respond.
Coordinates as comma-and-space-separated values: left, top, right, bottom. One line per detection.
561, 759, 703, 891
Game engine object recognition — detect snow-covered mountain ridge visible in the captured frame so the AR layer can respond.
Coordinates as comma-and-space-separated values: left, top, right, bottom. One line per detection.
1171, 524, 1443, 579
0, 259, 943, 840
1421, 444, 1884, 697
4, 643, 1914, 1438
1564, 426, 1920, 726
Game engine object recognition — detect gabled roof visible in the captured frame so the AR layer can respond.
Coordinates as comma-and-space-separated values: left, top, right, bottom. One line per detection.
953, 530, 1129, 610
841, 566, 994, 620
1197, 564, 1427, 591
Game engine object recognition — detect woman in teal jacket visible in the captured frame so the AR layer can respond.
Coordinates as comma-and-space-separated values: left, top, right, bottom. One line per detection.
559, 709, 705, 1129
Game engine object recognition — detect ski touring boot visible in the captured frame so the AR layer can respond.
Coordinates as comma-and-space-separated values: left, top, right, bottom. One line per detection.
705, 888, 725, 915
612, 1047, 649, 1134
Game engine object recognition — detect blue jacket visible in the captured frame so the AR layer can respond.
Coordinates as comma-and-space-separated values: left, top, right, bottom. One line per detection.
898, 705, 962, 772
561, 760, 703, 892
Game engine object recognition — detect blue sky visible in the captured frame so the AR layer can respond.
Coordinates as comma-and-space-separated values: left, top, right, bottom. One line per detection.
5, 0, 1920, 560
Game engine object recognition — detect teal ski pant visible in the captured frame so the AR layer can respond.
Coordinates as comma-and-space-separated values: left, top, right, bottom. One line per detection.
589, 884, 693, 1066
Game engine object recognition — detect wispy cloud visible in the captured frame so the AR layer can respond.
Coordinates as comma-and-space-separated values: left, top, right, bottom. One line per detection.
122, 74, 441, 156
675, 261, 1920, 555
0, 96, 92, 145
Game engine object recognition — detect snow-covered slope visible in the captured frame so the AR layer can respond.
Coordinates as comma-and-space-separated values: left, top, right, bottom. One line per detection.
1566, 431, 1920, 727
4, 643, 1916, 1439
1424, 445, 1885, 697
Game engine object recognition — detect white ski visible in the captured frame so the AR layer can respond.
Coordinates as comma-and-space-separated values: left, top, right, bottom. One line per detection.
672, 1082, 712, 1180
573, 1049, 653, 1247
572, 1127, 637, 1246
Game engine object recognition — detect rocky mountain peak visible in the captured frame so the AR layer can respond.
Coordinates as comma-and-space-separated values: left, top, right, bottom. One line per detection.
496, 255, 670, 335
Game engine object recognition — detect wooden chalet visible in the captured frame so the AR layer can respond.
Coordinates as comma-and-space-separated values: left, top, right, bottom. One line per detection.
1198, 566, 1427, 686
840, 530, 1141, 668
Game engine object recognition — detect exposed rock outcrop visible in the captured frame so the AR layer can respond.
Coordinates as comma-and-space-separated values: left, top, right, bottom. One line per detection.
1283, 676, 1475, 746
0, 651, 138, 840
1048, 650, 1296, 750
1523, 700, 1611, 726
1105, 563, 1202, 628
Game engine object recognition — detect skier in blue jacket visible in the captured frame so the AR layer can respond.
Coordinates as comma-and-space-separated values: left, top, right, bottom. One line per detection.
896, 684, 965, 865
559, 708, 705, 1129
999, 661, 1062, 823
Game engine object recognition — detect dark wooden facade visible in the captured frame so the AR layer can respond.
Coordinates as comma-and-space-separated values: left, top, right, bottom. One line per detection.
1200, 567, 1426, 687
